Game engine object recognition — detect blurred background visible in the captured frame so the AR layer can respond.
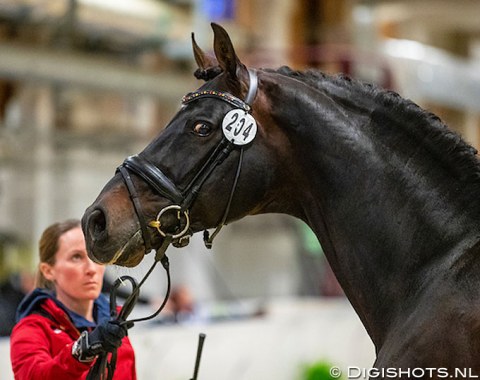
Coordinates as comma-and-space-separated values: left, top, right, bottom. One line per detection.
1, 0, 480, 379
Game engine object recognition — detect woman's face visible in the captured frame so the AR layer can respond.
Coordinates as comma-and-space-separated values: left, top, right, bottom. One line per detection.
41, 227, 105, 307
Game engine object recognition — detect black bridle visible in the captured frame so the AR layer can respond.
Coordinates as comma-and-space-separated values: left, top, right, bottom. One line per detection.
90, 70, 258, 380
117, 68, 258, 254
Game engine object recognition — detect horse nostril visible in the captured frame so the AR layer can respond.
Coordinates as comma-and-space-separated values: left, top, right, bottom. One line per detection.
87, 208, 107, 241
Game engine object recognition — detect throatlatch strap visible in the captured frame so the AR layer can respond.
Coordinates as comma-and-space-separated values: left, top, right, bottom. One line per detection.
245, 69, 258, 106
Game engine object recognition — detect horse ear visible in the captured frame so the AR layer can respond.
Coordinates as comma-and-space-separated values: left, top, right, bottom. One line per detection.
191, 32, 222, 81
211, 23, 245, 80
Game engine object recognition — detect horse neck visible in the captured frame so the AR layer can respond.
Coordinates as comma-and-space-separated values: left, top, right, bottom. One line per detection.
262, 71, 480, 346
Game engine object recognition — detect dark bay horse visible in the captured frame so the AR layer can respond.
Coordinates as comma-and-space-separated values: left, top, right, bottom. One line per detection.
82, 23, 480, 376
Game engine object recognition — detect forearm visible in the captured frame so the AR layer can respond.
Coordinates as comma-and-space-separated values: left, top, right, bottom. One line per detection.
11, 340, 91, 379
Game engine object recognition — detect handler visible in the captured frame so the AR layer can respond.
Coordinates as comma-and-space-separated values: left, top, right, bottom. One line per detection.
10, 219, 137, 379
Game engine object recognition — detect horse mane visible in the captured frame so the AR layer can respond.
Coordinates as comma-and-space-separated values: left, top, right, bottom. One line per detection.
266, 66, 480, 186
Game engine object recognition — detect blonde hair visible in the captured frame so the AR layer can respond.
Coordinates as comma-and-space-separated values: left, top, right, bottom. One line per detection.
36, 219, 81, 290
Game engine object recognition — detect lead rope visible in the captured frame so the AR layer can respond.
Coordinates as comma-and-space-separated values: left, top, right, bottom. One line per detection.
87, 237, 173, 380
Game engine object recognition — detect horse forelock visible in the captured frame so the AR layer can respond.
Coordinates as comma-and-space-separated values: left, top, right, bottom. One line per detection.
264, 66, 480, 189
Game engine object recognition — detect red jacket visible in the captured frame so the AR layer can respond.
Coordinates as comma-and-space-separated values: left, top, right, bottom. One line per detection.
10, 291, 136, 380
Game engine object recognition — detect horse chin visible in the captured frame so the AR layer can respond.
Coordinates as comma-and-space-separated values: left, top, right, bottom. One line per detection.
89, 230, 146, 268
113, 247, 145, 268
111, 229, 146, 267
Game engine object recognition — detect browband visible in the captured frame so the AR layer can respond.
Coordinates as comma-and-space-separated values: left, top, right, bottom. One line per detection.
182, 69, 257, 112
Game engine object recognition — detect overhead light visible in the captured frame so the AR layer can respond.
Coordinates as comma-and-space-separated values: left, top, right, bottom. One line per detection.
79, 0, 167, 18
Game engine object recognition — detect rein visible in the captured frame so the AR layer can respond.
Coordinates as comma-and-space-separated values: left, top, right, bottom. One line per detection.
87, 237, 172, 380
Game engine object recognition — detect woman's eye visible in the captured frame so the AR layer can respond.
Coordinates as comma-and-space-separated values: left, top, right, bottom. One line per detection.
192, 123, 212, 137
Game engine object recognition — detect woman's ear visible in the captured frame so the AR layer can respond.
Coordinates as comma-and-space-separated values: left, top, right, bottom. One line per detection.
39, 262, 55, 282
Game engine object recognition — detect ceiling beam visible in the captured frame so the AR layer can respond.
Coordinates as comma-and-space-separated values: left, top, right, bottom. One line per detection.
0, 42, 196, 99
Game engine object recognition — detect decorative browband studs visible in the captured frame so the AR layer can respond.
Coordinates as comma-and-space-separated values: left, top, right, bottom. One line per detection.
182, 90, 251, 112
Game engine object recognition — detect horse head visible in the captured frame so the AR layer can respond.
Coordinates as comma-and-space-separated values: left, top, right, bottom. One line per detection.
82, 24, 291, 267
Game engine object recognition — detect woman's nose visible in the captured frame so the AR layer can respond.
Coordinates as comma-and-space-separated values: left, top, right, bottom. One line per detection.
85, 257, 101, 273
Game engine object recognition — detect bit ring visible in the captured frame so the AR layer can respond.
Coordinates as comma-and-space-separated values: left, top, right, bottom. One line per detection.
148, 205, 190, 239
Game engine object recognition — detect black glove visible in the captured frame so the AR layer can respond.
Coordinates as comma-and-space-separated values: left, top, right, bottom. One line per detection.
72, 321, 128, 362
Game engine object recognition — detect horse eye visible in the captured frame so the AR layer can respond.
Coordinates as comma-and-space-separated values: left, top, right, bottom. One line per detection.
192, 123, 212, 137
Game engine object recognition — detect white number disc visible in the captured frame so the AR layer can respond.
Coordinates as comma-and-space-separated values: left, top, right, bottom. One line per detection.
222, 109, 257, 145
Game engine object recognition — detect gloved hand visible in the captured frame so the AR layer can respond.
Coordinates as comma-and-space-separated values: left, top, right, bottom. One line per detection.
72, 320, 128, 362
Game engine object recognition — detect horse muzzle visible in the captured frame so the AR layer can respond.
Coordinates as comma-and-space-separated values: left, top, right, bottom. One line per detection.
82, 205, 146, 267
